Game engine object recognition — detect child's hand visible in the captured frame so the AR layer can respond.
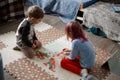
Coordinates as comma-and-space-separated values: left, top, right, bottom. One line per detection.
34, 40, 38, 45
64, 52, 70, 56
63, 48, 71, 52
32, 43, 36, 49
34, 40, 42, 48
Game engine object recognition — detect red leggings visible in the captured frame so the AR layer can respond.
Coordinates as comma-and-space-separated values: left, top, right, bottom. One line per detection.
60, 56, 83, 75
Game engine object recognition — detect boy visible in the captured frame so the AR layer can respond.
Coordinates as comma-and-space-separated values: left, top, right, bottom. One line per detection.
13, 5, 44, 59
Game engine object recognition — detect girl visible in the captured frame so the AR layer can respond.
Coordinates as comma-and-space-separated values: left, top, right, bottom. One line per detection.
60, 21, 96, 80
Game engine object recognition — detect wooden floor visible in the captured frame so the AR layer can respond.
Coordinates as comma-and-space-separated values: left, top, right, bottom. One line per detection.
0, 14, 120, 80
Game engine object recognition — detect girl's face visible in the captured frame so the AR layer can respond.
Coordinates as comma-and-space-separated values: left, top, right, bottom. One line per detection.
68, 32, 72, 38
65, 31, 73, 40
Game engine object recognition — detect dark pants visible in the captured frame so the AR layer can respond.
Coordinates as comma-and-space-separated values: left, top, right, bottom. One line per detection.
21, 41, 42, 59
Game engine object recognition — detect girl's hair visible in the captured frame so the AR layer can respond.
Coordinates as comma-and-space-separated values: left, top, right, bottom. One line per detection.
65, 21, 88, 42
27, 5, 44, 19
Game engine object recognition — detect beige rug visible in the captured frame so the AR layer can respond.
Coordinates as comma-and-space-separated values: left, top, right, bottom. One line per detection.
0, 22, 110, 80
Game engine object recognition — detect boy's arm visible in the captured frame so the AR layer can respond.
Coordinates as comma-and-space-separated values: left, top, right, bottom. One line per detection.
20, 21, 33, 47
33, 31, 37, 40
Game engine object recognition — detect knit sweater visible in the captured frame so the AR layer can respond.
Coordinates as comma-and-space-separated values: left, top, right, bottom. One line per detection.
16, 18, 37, 48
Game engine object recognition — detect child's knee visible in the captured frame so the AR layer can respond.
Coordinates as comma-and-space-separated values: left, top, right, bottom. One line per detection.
60, 58, 68, 67
26, 54, 34, 59
24, 52, 34, 59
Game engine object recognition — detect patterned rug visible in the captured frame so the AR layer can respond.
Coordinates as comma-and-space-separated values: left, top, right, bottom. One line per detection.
0, 22, 110, 80
4, 58, 58, 80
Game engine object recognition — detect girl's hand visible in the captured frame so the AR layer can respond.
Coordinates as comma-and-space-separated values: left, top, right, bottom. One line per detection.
63, 48, 71, 52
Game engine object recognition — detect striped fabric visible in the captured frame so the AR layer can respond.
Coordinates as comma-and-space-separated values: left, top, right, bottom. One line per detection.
0, 0, 25, 22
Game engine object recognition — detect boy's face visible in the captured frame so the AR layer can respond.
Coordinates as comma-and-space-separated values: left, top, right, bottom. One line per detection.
30, 17, 42, 24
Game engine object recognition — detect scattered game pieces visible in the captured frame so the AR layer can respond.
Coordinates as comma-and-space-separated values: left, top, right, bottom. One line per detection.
48, 56, 56, 72
57, 51, 64, 57
35, 49, 50, 59
35, 49, 57, 72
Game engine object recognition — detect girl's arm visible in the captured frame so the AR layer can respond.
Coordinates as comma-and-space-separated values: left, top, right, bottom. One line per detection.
66, 41, 78, 60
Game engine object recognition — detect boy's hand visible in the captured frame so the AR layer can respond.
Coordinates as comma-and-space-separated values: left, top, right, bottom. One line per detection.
32, 43, 36, 49
34, 40, 38, 45
34, 40, 42, 48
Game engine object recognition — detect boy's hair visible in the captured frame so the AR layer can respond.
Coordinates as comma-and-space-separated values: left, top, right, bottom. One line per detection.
27, 5, 44, 19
